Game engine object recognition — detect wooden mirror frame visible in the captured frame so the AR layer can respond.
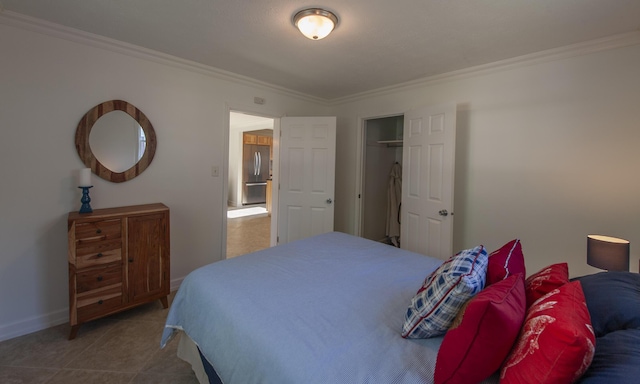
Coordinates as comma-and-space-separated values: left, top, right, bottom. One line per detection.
75, 100, 157, 183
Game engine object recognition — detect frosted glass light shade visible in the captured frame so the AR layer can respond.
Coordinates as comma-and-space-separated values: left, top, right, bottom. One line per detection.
293, 8, 338, 40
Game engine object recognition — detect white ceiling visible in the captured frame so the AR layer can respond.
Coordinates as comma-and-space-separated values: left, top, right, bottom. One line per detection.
3, 0, 640, 100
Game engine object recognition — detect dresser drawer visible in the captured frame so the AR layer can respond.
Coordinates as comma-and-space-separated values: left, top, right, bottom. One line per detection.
76, 248, 122, 269
76, 263, 123, 293
75, 219, 121, 241
74, 219, 122, 268
76, 236, 122, 257
76, 284, 123, 322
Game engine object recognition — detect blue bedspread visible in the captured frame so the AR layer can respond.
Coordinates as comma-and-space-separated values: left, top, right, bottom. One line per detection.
161, 232, 478, 383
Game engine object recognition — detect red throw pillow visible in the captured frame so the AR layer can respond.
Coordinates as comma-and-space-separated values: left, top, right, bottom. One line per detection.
435, 274, 526, 384
486, 239, 526, 286
500, 281, 596, 384
524, 263, 569, 308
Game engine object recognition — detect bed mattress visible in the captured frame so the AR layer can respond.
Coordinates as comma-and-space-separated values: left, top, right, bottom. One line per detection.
162, 232, 498, 383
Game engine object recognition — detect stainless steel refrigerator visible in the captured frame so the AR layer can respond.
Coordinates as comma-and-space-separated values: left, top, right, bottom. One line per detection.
242, 143, 270, 205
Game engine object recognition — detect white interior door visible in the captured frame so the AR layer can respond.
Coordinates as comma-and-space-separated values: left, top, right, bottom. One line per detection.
277, 116, 336, 244
401, 104, 456, 259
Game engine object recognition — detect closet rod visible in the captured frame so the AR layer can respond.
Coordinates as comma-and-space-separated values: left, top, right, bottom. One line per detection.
376, 139, 403, 147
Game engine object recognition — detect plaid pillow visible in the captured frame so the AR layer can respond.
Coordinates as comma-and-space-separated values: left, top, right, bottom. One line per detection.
402, 245, 488, 339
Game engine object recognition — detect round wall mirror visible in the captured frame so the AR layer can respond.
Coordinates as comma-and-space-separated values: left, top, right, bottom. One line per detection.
76, 100, 157, 183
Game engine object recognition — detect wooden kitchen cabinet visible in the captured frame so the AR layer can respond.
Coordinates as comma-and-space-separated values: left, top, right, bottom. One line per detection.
243, 133, 257, 144
67, 203, 170, 339
244, 133, 272, 146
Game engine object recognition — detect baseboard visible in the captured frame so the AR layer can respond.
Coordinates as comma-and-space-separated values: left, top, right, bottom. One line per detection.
170, 276, 184, 292
0, 308, 68, 343
0, 276, 186, 342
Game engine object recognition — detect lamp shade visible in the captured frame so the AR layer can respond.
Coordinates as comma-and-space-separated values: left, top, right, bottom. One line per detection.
293, 8, 338, 40
587, 235, 630, 271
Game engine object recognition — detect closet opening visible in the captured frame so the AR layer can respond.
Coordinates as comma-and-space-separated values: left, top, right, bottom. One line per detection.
359, 114, 404, 247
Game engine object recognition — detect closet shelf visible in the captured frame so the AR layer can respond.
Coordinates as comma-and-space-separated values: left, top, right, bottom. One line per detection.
376, 139, 403, 147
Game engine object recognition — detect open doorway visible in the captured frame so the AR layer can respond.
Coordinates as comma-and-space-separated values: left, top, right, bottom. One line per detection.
227, 111, 275, 258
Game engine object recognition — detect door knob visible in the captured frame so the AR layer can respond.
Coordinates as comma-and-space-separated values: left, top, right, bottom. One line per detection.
438, 209, 449, 217
326, 198, 333, 204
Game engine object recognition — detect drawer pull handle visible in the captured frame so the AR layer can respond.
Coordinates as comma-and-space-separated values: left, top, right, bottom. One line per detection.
129, 258, 134, 263
96, 229, 102, 234
96, 253, 103, 258
97, 276, 103, 282
98, 300, 103, 305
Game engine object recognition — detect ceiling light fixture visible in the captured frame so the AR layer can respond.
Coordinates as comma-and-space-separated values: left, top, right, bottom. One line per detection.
293, 8, 338, 40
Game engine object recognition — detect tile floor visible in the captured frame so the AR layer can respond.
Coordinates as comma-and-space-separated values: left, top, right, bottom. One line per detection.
0, 292, 197, 384
226, 210, 271, 258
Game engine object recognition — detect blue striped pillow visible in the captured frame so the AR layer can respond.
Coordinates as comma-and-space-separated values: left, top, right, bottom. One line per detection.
402, 245, 488, 339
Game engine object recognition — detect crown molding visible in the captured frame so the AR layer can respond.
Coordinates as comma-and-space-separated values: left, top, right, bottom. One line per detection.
0, 11, 329, 106
330, 30, 640, 105
2, 10, 639, 107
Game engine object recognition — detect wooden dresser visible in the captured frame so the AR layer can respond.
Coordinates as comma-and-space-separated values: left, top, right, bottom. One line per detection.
67, 203, 170, 339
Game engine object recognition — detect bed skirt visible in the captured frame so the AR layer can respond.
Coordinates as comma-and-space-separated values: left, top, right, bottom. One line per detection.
177, 332, 222, 384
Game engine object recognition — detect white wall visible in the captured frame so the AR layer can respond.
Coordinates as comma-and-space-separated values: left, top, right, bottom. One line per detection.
331, 39, 640, 279
0, 18, 328, 341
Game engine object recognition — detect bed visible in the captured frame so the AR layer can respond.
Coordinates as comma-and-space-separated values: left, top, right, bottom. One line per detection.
161, 232, 640, 384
